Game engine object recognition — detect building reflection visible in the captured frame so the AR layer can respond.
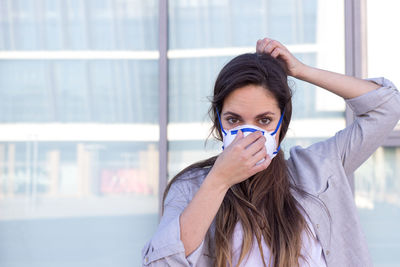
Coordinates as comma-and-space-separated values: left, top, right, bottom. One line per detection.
355, 147, 400, 210
0, 140, 159, 220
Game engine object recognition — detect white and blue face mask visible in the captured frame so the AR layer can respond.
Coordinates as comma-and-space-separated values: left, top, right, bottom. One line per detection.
216, 109, 284, 160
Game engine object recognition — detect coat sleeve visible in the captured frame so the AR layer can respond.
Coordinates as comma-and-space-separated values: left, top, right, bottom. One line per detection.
141, 170, 208, 266
339, 77, 400, 174
304, 77, 400, 177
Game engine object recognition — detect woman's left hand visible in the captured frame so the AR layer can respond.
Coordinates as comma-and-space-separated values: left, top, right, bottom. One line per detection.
257, 38, 380, 99
256, 38, 306, 78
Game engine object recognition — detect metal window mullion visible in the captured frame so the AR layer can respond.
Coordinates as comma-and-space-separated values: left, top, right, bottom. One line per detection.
344, 0, 355, 129
344, 0, 367, 194
158, 0, 168, 219
344, 0, 367, 79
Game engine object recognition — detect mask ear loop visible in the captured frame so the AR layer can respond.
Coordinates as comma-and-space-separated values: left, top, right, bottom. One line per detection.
271, 109, 285, 136
216, 108, 227, 150
271, 109, 285, 155
216, 108, 227, 136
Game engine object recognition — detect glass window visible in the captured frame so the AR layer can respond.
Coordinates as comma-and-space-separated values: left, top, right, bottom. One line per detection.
355, 147, 400, 266
0, 0, 158, 51
0, 60, 158, 123
168, 0, 318, 50
167, 0, 345, 178
0, 61, 51, 122
0, 1, 159, 266
366, 0, 400, 135
355, 1, 400, 266
11, 0, 39, 50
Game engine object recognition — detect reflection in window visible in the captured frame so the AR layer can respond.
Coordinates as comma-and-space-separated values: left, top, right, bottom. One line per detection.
167, 0, 345, 183
169, 0, 317, 49
0, 142, 158, 199
0, 1, 159, 266
0, 60, 158, 123
355, 147, 400, 265
0, 0, 158, 50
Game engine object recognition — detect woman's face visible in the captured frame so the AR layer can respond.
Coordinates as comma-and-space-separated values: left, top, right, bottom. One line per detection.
221, 84, 282, 144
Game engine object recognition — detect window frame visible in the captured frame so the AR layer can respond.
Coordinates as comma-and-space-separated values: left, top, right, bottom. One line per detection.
344, 0, 400, 147
157, 0, 400, 216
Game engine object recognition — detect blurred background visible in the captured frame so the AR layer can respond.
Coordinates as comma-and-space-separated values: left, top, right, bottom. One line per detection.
0, 0, 399, 266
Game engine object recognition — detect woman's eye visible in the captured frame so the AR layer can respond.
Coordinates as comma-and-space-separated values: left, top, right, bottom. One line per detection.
259, 118, 271, 125
227, 118, 239, 124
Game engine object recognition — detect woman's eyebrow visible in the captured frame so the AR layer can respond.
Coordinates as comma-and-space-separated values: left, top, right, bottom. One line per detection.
255, 111, 276, 117
223, 111, 276, 118
223, 111, 242, 118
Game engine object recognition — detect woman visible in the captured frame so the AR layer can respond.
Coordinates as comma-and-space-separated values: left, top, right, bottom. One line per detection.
142, 38, 400, 266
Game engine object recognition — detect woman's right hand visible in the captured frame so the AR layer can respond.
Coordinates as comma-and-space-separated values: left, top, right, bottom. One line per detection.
179, 130, 270, 256
208, 130, 271, 189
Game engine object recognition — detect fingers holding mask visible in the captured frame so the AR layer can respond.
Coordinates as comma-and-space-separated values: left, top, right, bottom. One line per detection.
213, 130, 271, 187
244, 134, 266, 157
234, 131, 269, 172
238, 130, 263, 148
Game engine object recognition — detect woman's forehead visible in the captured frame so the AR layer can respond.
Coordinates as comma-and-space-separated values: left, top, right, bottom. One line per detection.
222, 85, 280, 114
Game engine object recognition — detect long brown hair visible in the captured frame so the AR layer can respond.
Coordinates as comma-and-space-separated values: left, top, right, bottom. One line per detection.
163, 53, 328, 267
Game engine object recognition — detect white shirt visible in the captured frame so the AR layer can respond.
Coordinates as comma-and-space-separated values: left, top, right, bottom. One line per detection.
231, 211, 327, 267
